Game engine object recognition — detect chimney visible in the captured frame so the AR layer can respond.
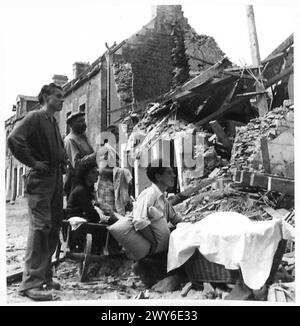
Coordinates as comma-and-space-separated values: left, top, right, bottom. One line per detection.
151, 5, 157, 19
73, 62, 90, 79
155, 5, 183, 21
52, 74, 68, 87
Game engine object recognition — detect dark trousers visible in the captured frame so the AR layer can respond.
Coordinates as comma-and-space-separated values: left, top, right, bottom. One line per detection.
137, 251, 187, 287
19, 168, 63, 292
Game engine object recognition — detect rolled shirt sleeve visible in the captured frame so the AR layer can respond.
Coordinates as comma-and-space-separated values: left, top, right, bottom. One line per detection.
132, 195, 152, 231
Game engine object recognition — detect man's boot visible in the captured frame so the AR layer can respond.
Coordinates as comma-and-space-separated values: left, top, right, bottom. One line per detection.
22, 287, 54, 301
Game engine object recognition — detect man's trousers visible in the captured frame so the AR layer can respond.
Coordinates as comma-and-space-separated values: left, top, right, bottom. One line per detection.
19, 168, 63, 292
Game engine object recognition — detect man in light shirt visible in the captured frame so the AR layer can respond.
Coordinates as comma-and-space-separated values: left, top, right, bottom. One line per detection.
132, 159, 183, 286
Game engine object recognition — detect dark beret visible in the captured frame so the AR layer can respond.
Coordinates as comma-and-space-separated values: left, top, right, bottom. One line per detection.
66, 111, 85, 124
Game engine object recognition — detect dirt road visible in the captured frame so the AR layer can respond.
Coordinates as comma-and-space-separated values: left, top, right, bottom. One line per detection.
6, 198, 223, 303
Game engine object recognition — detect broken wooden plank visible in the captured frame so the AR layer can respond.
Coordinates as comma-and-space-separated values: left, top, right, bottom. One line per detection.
169, 177, 217, 206
261, 52, 285, 65
180, 57, 230, 92
181, 282, 193, 297
195, 96, 251, 127
7, 257, 65, 285
264, 65, 294, 88
223, 70, 254, 80
263, 34, 293, 62
236, 90, 268, 97
209, 120, 232, 151
260, 136, 271, 174
246, 5, 269, 117
6, 270, 23, 285
232, 170, 294, 196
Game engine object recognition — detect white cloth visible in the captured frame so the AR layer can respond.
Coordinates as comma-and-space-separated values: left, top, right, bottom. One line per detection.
113, 167, 132, 215
68, 216, 87, 231
132, 183, 181, 231
167, 212, 283, 290
94, 205, 109, 223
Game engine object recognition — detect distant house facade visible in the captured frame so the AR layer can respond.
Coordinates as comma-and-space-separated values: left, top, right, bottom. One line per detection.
5, 95, 40, 202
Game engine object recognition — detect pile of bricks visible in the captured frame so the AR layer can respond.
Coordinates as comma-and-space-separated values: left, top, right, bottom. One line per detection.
230, 104, 293, 173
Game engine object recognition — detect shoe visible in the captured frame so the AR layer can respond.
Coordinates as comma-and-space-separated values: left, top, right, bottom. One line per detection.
44, 280, 61, 290
23, 288, 53, 301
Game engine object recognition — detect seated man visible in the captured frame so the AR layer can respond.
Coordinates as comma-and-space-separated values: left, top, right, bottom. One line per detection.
131, 159, 184, 286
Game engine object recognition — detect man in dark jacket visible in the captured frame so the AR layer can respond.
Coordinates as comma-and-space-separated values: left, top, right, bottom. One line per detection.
64, 111, 96, 199
8, 83, 67, 301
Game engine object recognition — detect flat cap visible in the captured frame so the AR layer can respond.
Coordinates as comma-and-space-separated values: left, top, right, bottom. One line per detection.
66, 111, 85, 124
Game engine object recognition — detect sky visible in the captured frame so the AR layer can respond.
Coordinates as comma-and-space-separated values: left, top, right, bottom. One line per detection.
0, 0, 297, 121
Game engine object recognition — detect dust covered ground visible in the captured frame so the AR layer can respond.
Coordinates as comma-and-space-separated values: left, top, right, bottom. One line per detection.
6, 198, 229, 304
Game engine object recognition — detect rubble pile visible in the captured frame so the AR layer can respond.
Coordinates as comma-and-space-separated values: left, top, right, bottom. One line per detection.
230, 103, 294, 174
112, 60, 134, 108
174, 185, 275, 223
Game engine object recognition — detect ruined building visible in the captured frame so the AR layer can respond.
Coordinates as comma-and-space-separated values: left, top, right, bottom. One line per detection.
58, 5, 227, 149
5, 5, 293, 201
5, 5, 227, 202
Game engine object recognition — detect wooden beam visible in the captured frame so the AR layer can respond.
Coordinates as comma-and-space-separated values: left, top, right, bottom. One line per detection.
209, 120, 232, 151
169, 177, 217, 206
223, 70, 254, 80
246, 5, 262, 65
195, 96, 251, 127
261, 52, 285, 65
265, 65, 294, 88
246, 5, 268, 117
236, 90, 267, 97
263, 34, 294, 61
180, 57, 230, 92
260, 136, 271, 174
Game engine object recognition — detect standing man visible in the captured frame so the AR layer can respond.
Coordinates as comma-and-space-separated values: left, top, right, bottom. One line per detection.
8, 83, 67, 301
64, 112, 96, 199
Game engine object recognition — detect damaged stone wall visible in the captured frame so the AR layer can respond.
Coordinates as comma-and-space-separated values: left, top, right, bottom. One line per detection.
184, 31, 226, 77
122, 30, 174, 103
111, 5, 228, 118
111, 54, 134, 120
230, 102, 294, 178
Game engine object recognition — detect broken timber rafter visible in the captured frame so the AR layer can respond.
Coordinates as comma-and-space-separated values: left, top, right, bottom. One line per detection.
260, 136, 271, 174
236, 90, 268, 97
263, 34, 293, 62
264, 65, 294, 88
246, 5, 268, 117
195, 95, 251, 128
209, 120, 232, 151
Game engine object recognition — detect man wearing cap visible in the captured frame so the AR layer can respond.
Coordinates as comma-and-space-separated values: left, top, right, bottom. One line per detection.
8, 83, 67, 301
64, 111, 96, 199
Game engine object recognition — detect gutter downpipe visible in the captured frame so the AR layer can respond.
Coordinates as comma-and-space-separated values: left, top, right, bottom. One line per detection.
105, 43, 111, 128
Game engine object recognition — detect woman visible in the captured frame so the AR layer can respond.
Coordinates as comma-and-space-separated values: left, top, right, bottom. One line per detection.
66, 161, 118, 251
131, 159, 184, 286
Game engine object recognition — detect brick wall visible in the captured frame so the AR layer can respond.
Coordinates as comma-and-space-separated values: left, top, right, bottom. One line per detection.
111, 4, 228, 117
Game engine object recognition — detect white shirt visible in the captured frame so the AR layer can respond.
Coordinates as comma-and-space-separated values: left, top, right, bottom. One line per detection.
132, 183, 181, 231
